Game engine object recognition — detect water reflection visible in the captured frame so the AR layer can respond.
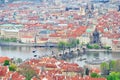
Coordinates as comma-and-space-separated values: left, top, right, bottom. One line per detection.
0, 46, 120, 61
1, 46, 31, 53
93, 52, 99, 58
0, 46, 59, 60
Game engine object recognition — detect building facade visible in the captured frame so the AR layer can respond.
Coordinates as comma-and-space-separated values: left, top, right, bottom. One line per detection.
112, 40, 120, 51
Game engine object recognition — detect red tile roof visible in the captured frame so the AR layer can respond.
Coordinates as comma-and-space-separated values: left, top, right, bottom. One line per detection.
49, 33, 61, 37
113, 40, 119, 44
97, 11, 120, 39
91, 68, 100, 74
0, 57, 107, 80
31, 77, 38, 80
40, 38, 48, 41
3, 71, 25, 80
0, 66, 8, 76
68, 23, 74, 28
22, 36, 33, 38
0, 57, 11, 63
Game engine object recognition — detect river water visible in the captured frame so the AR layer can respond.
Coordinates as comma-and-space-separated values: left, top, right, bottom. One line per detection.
0, 46, 120, 66
0, 46, 59, 60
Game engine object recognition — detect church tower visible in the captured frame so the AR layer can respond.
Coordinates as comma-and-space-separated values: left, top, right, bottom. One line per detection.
118, 5, 120, 11
92, 28, 100, 43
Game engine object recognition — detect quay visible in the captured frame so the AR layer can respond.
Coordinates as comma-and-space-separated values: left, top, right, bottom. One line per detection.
0, 42, 58, 47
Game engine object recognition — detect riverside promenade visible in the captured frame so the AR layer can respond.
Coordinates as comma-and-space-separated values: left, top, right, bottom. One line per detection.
0, 42, 58, 47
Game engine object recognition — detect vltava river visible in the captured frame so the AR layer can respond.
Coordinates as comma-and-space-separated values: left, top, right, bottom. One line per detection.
0, 46, 120, 61
0, 46, 59, 60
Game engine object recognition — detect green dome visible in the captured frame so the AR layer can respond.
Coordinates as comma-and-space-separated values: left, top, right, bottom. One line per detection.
0, 24, 14, 27
86, 29, 92, 33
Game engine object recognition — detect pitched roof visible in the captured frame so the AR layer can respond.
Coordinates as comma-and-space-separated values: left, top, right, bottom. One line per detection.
0, 57, 11, 63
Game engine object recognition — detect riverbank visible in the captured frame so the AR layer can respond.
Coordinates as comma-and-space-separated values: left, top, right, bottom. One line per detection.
0, 42, 120, 52
0, 42, 58, 47
86, 49, 120, 52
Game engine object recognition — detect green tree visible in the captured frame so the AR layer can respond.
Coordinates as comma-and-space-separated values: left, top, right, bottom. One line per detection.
93, 44, 99, 49
113, 60, 120, 72
87, 43, 93, 49
109, 60, 116, 71
58, 41, 66, 54
107, 75, 113, 80
18, 64, 37, 80
100, 62, 109, 75
16, 58, 23, 64
66, 42, 71, 53
68, 38, 77, 48
4, 60, 10, 66
58, 39, 80, 54
103, 46, 111, 50
9, 63, 17, 71
10, 38, 17, 42
67, 38, 80, 48
90, 73, 99, 78
0, 38, 17, 42
76, 39, 80, 48
107, 72, 120, 80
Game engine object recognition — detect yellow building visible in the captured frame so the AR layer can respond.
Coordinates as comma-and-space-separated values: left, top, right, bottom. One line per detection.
20, 36, 34, 43
0, 24, 23, 39
1, 29, 19, 38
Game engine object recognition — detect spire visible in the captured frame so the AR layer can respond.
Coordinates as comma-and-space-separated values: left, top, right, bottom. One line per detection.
118, 5, 120, 11
91, 4, 94, 11
86, 4, 89, 10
